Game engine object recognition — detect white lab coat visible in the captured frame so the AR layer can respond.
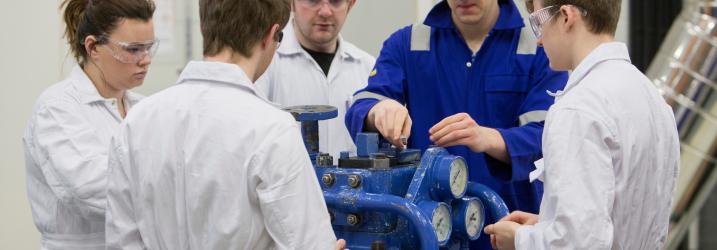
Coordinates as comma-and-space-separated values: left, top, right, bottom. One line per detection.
105, 61, 336, 250
516, 42, 680, 249
256, 22, 376, 161
23, 66, 142, 250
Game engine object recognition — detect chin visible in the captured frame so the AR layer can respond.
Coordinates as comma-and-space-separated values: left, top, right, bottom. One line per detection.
126, 81, 144, 90
548, 62, 569, 72
309, 34, 336, 46
456, 15, 484, 25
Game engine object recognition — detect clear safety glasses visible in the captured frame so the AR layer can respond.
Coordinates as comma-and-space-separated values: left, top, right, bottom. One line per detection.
528, 5, 587, 39
100, 36, 159, 64
296, 0, 350, 10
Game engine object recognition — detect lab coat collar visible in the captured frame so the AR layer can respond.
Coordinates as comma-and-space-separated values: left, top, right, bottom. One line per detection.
71, 65, 142, 106
71, 65, 105, 104
177, 61, 274, 103
424, 0, 524, 30
553, 42, 632, 97
277, 19, 361, 61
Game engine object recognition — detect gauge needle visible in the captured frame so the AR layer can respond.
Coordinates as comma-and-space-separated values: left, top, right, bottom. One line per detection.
452, 168, 461, 184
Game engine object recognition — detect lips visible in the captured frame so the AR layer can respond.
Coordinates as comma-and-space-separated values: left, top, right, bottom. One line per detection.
457, 4, 476, 10
315, 23, 334, 30
134, 71, 147, 79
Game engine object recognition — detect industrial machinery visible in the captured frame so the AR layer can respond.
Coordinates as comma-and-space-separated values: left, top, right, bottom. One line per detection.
284, 105, 510, 250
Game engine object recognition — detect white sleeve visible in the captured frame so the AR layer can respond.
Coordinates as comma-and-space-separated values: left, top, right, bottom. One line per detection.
250, 122, 336, 250
26, 101, 109, 215
515, 108, 615, 250
105, 127, 145, 250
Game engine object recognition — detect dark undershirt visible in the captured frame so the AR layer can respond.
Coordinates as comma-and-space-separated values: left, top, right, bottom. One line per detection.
302, 45, 336, 77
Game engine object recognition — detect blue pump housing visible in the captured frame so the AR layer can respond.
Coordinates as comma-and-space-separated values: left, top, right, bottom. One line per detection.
285, 105, 509, 250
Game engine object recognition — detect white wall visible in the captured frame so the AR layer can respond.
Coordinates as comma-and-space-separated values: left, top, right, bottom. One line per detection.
342, 0, 419, 57
0, 1, 64, 248
615, 0, 630, 44
0, 0, 630, 249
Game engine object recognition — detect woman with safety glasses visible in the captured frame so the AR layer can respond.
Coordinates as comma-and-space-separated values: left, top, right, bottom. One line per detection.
22, 0, 156, 249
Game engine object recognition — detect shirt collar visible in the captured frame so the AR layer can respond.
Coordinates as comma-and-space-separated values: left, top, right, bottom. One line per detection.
125, 91, 143, 107
177, 60, 275, 103
423, 0, 524, 30
70, 65, 106, 104
277, 18, 361, 61
558, 42, 631, 95
71, 65, 144, 106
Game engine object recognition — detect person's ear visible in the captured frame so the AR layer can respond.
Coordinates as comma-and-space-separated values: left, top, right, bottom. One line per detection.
84, 35, 101, 60
347, 0, 357, 12
262, 24, 281, 49
560, 5, 578, 33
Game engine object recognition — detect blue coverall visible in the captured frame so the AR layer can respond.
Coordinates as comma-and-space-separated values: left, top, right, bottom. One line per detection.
345, 0, 568, 248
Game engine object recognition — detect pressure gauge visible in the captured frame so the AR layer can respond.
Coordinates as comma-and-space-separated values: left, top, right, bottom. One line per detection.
452, 197, 485, 241
418, 201, 452, 246
449, 157, 468, 198
432, 156, 468, 200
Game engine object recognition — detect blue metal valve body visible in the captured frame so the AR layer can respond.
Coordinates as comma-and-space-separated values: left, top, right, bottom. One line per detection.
285, 105, 510, 250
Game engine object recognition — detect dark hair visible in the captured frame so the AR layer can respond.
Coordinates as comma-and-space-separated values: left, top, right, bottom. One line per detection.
199, 0, 290, 57
61, 0, 156, 65
527, 0, 621, 36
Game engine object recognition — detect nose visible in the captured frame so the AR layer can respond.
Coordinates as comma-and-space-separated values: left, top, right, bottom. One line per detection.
137, 52, 152, 67
317, 1, 333, 17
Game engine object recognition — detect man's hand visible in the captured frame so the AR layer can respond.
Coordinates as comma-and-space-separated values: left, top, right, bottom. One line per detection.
429, 113, 509, 162
484, 221, 520, 250
500, 211, 539, 226
335, 239, 346, 250
366, 99, 412, 148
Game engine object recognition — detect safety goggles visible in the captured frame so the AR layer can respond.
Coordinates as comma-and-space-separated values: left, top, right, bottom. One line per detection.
296, 0, 350, 10
100, 36, 159, 64
528, 5, 587, 39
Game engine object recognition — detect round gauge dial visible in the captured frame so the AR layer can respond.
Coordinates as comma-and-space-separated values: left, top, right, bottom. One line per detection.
464, 198, 484, 239
449, 158, 468, 198
432, 203, 452, 243
433, 156, 468, 200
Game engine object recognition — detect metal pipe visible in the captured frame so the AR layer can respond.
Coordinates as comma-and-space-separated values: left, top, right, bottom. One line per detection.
323, 192, 439, 250
300, 120, 320, 157
646, 0, 717, 248
466, 182, 510, 223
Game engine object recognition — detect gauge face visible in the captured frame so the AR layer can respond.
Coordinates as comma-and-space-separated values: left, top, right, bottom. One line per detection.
432, 203, 452, 243
449, 158, 468, 198
464, 199, 484, 239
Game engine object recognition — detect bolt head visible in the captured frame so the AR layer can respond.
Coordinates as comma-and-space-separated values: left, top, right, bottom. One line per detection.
347, 214, 360, 225
348, 175, 361, 188
321, 174, 335, 187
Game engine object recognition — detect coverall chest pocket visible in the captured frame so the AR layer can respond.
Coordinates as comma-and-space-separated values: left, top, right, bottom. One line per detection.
484, 75, 530, 128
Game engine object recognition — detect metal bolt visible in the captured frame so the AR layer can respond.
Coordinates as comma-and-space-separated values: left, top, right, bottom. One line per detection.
348, 175, 361, 188
316, 153, 333, 166
347, 214, 360, 226
400, 135, 408, 146
370, 153, 387, 159
321, 173, 335, 187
